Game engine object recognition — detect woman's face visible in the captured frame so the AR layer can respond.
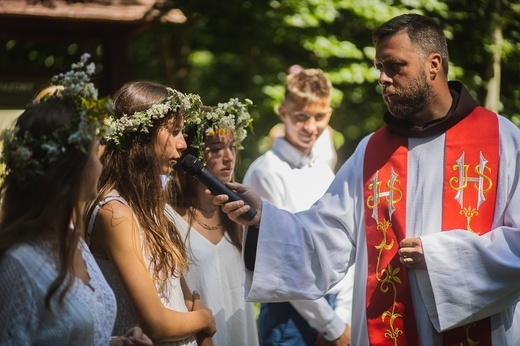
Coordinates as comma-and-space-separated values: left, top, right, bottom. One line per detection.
82, 139, 103, 201
203, 129, 236, 183
155, 116, 187, 175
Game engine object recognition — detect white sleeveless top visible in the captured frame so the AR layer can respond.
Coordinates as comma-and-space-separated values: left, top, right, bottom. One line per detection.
0, 237, 116, 346
165, 205, 260, 346
86, 190, 196, 346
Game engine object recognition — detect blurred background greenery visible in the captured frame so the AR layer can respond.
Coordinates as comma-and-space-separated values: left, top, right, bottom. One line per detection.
1, 0, 519, 179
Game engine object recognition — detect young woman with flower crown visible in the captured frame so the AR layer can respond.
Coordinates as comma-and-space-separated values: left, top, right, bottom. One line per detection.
0, 55, 151, 346
86, 80, 216, 346
165, 99, 259, 346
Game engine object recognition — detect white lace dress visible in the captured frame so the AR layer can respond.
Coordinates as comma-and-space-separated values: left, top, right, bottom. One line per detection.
0, 237, 116, 346
87, 190, 197, 346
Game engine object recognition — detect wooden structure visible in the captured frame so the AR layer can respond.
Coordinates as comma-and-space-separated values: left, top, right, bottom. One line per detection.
0, 0, 186, 108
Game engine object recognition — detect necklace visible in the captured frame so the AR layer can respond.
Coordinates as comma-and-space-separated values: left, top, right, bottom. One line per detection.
190, 207, 221, 231
195, 218, 222, 231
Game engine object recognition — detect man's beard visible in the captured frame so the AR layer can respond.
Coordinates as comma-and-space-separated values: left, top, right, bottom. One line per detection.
386, 72, 432, 121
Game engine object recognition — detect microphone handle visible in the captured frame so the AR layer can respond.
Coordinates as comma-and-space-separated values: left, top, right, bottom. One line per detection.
195, 167, 257, 221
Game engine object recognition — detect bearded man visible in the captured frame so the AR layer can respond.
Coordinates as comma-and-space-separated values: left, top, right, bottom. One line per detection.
215, 13, 520, 345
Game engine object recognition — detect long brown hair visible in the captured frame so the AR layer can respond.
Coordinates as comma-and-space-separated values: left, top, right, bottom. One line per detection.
0, 98, 94, 308
170, 129, 243, 252
92, 81, 187, 282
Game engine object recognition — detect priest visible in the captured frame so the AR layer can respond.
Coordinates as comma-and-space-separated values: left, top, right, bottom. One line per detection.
215, 13, 520, 345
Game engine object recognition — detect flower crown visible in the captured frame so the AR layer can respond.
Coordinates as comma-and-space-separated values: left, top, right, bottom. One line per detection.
185, 98, 254, 160
0, 53, 111, 186
103, 88, 203, 148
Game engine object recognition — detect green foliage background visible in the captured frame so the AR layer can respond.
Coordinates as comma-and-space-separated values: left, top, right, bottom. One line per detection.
3, 0, 520, 179
157, 0, 520, 178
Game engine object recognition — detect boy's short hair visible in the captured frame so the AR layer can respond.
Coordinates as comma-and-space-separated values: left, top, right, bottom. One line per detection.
284, 68, 332, 105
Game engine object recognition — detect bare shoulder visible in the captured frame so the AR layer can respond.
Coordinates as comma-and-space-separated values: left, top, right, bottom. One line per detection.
93, 199, 141, 252
97, 199, 136, 231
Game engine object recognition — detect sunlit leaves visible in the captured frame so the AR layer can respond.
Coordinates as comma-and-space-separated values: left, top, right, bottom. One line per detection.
303, 36, 364, 59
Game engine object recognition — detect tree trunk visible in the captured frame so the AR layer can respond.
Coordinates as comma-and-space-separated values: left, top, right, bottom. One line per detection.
160, 22, 192, 91
484, 0, 503, 113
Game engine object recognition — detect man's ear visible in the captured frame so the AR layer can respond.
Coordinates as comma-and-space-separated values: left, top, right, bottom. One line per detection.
429, 53, 442, 80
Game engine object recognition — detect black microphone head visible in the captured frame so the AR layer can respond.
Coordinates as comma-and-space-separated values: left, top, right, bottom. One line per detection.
181, 154, 203, 175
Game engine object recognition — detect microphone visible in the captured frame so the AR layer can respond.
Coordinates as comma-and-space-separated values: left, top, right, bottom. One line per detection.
180, 154, 257, 221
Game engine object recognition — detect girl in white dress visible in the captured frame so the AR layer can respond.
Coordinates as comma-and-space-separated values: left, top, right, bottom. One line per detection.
167, 99, 259, 346
87, 81, 216, 345
0, 55, 151, 346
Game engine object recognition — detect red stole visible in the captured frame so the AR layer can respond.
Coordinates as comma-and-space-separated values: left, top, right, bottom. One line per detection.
363, 127, 418, 345
363, 106, 498, 345
441, 106, 497, 345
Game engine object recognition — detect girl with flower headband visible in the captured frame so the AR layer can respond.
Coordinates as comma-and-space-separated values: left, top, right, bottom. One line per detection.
0, 55, 151, 345
165, 98, 259, 346
86, 80, 216, 345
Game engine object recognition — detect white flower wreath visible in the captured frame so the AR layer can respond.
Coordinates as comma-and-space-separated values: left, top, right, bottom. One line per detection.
185, 98, 254, 160
103, 88, 203, 148
0, 53, 111, 186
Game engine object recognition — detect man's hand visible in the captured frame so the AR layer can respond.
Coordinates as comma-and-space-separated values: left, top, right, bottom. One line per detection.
209, 182, 262, 226
399, 237, 426, 269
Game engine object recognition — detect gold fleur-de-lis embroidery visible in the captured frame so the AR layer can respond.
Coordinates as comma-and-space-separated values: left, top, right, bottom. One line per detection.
375, 218, 402, 345
460, 205, 479, 234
